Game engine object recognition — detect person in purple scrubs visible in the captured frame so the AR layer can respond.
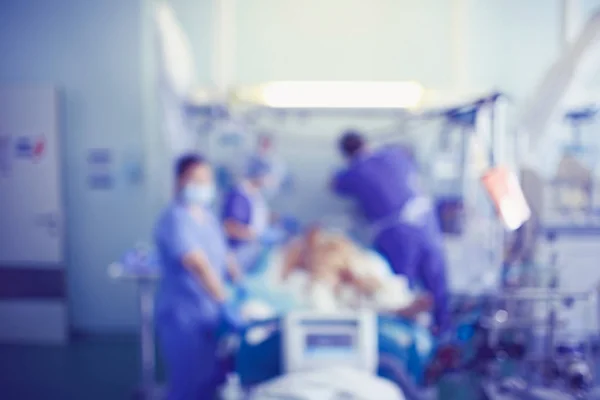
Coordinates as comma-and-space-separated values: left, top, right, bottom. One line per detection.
331, 130, 450, 334
154, 153, 243, 400
221, 157, 281, 271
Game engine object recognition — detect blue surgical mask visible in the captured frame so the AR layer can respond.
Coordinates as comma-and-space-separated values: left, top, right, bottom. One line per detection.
182, 183, 216, 206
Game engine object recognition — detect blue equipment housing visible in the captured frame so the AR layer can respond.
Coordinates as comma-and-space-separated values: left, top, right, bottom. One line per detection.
232, 316, 436, 389
430, 102, 484, 236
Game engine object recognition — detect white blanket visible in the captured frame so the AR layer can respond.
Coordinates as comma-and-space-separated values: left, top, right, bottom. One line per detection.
248, 367, 406, 400
241, 247, 416, 317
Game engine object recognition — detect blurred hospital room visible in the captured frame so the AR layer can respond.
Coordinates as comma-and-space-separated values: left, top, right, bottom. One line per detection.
6, 0, 600, 399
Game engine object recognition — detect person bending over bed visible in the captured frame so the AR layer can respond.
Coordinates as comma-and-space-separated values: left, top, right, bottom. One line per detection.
280, 225, 433, 320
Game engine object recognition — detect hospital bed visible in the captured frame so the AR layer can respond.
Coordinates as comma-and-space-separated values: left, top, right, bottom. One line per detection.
227, 310, 440, 400
108, 234, 486, 400
215, 243, 495, 400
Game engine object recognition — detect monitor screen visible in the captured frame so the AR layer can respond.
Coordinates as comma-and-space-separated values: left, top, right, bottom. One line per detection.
300, 320, 358, 328
283, 312, 378, 373
303, 333, 356, 358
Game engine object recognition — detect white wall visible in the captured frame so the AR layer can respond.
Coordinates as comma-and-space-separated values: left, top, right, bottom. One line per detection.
0, 0, 217, 335
581, 0, 600, 88
0, 0, 153, 334
236, 0, 454, 86
168, 0, 214, 85
466, 0, 563, 97
3, 0, 600, 334
230, 0, 568, 224
234, 0, 600, 98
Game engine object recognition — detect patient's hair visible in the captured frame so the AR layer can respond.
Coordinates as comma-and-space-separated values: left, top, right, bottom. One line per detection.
175, 153, 207, 178
339, 130, 366, 158
305, 224, 322, 246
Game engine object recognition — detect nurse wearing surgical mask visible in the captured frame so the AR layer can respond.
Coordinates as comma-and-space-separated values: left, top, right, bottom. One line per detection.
222, 157, 277, 271
154, 153, 243, 400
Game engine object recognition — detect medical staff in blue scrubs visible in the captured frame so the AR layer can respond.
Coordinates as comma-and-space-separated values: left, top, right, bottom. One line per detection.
330, 131, 450, 334
221, 156, 277, 271
154, 154, 243, 400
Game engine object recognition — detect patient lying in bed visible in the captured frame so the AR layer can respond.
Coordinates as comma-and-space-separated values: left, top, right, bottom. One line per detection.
234, 226, 438, 391
279, 225, 433, 320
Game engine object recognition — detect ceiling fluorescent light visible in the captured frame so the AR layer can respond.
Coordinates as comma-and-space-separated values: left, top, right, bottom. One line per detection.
250, 81, 424, 109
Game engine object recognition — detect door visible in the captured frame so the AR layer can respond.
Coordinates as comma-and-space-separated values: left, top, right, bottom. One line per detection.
0, 86, 67, 344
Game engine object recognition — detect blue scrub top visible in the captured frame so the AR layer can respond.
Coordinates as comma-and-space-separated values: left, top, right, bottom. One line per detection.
221, 187, 252, 249
154, 202, 228, 326
333, 146, 420, 223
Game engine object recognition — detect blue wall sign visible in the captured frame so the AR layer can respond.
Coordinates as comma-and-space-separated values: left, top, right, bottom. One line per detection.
15, 137, 32, 157
88, 174, 114, 190
87, 148, 112, 165
87, 148, 114, 190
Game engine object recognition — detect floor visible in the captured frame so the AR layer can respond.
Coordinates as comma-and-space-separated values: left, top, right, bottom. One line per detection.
0, 335, 164, 400
0, 336, 477, 400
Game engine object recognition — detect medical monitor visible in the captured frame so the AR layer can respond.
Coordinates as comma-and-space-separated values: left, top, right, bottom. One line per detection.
282, 310, 378, 374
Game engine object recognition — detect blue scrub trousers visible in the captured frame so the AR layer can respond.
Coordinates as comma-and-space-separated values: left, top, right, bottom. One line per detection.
156, 309, 225, 400
374, 223, 450, 334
